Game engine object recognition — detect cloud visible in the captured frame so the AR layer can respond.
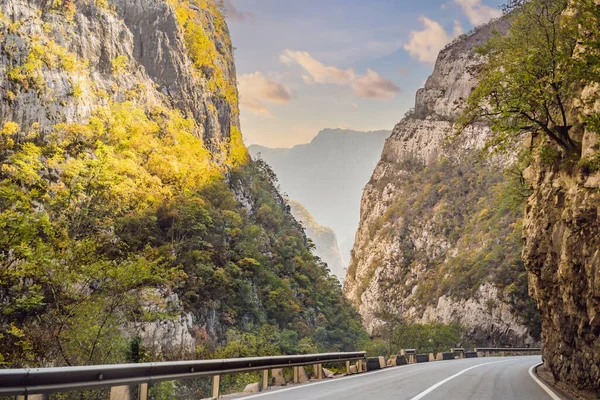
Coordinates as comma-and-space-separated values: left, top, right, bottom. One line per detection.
302, 75, 315, 86
224, 0, 254, 23
238, 72, 292, 115
280, 50, 400, 100
398, 67, 408, 76
280, 50, 356, 85
454, 0, 502, 25
403, 17, 463, 64
351, 69, 400, 99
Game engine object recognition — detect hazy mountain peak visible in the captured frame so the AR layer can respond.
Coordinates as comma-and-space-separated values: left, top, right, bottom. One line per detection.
248, 128, 390, 278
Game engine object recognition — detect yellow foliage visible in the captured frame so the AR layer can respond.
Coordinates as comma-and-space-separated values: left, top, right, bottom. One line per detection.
7, 38, 87, 90
111, 55, 129, 75
227, 126, 249, 167
1, 121, 19, 136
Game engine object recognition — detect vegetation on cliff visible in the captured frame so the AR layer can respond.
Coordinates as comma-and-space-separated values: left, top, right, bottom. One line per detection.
459, 0, 600, 160
461, 0, 600, 393
0, 0, 367, 371
347, 152, 540, 340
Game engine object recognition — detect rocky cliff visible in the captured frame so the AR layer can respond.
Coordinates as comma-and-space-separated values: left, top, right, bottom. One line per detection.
523, 77, 600, 394
0, 0, 236, 150
524, 140, 600, 394
288, 200, 346, 280
0, 0, 366, 367
344, 19, 541, 346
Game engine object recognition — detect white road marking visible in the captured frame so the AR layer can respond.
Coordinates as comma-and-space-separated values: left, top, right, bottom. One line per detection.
528, 362, 563, 400
408, 359, 510, 400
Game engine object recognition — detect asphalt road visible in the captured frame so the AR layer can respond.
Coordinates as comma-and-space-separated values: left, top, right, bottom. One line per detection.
233, 356, 563, 400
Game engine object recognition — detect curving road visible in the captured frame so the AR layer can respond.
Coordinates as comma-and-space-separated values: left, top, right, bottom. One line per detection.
231, 356, 564, 400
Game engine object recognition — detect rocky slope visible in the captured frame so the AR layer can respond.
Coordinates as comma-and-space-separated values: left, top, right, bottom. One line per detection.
249, 128, 390, 270
344, 19, 541, 346
288, 200, 345, 280
0, 0, 365, 367
523, 83, 600, 394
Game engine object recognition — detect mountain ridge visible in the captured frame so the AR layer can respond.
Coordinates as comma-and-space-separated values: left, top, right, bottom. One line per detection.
248, 128, 390, 273
343, 17, 540, 346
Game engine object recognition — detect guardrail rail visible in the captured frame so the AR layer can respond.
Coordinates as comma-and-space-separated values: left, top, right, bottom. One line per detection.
0, 352, 366, 400
0, 347, 543, 399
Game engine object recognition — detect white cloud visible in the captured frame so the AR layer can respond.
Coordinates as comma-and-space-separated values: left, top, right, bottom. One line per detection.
403, 17, 463, 64
280, 50, 356, 85
238, 72, 292, 116
280, 50, 400, 100
351, 69, 400, 99
224, 0, 254, 23
302, 75, 316, 86
454, 0, 502, 25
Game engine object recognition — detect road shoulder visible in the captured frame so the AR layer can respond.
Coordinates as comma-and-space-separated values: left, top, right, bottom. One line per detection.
534, 364, 596, 400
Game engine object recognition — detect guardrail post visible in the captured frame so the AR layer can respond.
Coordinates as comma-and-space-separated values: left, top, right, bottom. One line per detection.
293, 366, 299, 383
316, 363, 323, 379
139, 383, 148, 400
262, 369, 269, 390
212, 375, 220, 399
110, 385, 131, 400
346, 360, 350, 375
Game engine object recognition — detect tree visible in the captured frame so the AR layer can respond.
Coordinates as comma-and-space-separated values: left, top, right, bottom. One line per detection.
458, 0, 598, 157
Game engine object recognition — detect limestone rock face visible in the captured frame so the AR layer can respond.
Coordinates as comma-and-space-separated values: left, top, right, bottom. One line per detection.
344, 19, 539, 346
524, 142, 600, 392
0, 0, 235, 150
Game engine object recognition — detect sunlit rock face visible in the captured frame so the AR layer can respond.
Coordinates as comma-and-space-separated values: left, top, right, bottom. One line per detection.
344, 18, 540, 346
0, 0, 236, 149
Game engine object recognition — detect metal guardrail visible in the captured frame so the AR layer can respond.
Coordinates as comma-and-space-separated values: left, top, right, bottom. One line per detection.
0, 347, 541, 398
0, 352, 366, 398
475, 348, 541, 352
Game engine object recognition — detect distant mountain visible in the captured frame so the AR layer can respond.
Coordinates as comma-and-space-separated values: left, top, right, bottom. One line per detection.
249, 128, 390, 279
288, 200, 345, 280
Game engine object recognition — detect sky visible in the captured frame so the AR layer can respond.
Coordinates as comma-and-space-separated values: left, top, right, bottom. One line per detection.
225, 0, 505, 148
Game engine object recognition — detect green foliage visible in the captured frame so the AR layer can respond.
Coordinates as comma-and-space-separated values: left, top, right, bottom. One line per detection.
0, 0, 367, 380
458, 0, 596, 156
126, 337, 149, 363
392, 323, 463, 354
580, 151, 600, 174
0, 100, 366, 367
362, 338, 390, 357
539, 144, 561, 166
